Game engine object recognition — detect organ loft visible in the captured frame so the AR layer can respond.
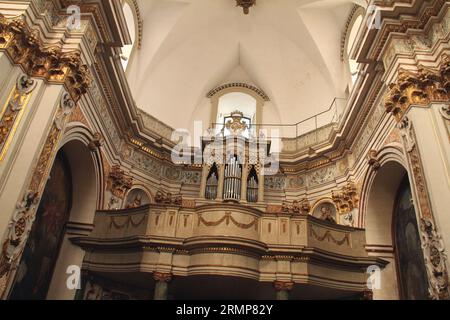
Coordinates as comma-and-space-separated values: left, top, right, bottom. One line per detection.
0, 0, 449, 301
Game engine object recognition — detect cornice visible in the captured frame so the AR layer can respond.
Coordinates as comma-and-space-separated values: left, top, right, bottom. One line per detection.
0, 13, 92, 102
385, 55, 450, 121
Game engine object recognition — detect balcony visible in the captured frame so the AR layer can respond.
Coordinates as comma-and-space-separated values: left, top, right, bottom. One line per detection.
73, 203, 386, 298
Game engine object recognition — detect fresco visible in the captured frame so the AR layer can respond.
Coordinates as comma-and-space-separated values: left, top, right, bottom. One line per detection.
10, 152, 72, 300
394, 176, 429, 300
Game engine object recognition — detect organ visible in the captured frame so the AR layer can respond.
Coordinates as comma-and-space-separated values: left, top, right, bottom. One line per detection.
200, 125, 270, 204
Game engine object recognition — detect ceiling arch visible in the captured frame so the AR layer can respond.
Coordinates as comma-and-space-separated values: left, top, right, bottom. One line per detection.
126, 0, 361, 130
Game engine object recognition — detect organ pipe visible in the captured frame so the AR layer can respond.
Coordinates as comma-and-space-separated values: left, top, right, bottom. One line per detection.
223, 155, 242, 201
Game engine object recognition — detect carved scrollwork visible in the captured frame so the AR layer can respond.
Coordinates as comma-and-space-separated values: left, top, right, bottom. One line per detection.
399, 121, 450, 299
281, 199, 310, 215
0, 91, 75, 298
154, 189, 182, 206
385, 56, 450, 122
332, 182, 359, 214
420, 218, 449, 300
0, 74, 37, 160
367, 149, 381, 171
0, 14, 92, 102
107, 166, 133, 199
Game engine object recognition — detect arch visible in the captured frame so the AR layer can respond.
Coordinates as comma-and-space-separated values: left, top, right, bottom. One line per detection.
342, 5, 365, 88
44, 125, 104, 299
359, 144, 407, 228
358, 141, 431, 300
311, 198, 338, 224
121, 0, 140, 71
124, 186, 152, 209
208, 83, 268, 128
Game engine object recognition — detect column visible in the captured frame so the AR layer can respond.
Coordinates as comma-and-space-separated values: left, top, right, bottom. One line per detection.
153, 272, 172, 300
217, 164, 225, 200
240, 164, 249, 203
199, 165, 209, 198
385, 62, 450, 299
274, 281, 294, 300
258, 171, 265, 203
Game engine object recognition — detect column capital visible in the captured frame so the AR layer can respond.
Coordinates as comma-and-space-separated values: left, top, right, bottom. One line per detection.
274, 281, 294, 292
153, 272, 172, 283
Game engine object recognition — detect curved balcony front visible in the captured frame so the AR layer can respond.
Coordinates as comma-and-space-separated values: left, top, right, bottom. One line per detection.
74, 203, 387, 297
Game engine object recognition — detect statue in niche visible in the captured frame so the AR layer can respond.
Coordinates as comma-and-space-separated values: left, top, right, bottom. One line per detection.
126, 194, 142, 209
320, 205, 336, 223
313, 202, 337, 224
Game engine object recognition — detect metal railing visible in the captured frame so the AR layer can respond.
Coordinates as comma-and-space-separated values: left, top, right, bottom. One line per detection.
211, 98, 348, 140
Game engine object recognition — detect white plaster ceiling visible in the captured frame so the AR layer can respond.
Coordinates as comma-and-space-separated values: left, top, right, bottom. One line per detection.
126, 0, 364, 131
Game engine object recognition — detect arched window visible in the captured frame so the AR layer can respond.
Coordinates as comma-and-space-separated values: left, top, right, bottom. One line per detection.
121, 1, 137, 71
217, 92, 256, 138
246, 166, 258, 203
205, 163, 219, 200
346, 14, 363, 85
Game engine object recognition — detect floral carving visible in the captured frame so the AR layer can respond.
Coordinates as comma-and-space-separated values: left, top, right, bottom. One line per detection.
385, 56, 450, 122
107, 166, 133, 199
332, 182, 359, 214
0, 14, 92, 102
0, 92, 76, 298
0, 74, 37, 160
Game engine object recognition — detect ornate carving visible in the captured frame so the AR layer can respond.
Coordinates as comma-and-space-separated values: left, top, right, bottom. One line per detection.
109, 215, 146, 230
385, 56, 450, 122
198, 212, 258, 230
420, 218, 449, 300
207, 82, 269, 101
224, 111, 248, 136
0, 74, 37, 160
107, 166, 133, 199
0, 14, 92, 102
440, 104, 450, 120
332, 182, 359, 214
236, 0, 256, 15
400, 121, 450, 299
153, 272, 172, 283
88, 132, 104, 152
0, 92, 76, 298
281, 199, 310, 215
367, 149, 381, 171
310, 227, 350, 247
154, 189, 182, 206
273, 281, 294, 292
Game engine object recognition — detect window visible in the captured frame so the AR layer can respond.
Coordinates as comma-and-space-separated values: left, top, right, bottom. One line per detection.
347, 14, 363, 85
246, 166, 258, 203
216, 92, 256, 138
205, 164, 219, 200
121, 1, 136, 71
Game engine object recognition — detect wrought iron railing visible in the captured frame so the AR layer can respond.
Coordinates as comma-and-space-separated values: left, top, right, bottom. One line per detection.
211, 98, 348, 140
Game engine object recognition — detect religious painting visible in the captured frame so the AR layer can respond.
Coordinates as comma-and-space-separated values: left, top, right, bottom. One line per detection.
394, 176, 429, 300
10, 151, 72, 300
312, 201, 337, 224
124, 189, 150, 209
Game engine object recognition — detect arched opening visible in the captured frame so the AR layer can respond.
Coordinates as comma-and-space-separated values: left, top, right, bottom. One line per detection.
205, 163, 219, 200
246, 166, 258, 203
124, 188, 151, 209
9, 139, 100, 300
393, 176, 429, 299
121, 1, 137, 71
312, 201, 337, 224
346, 13, 363, 86
365, 161, 428, 299
9, 151, 73, 300
216, 92, 257, 138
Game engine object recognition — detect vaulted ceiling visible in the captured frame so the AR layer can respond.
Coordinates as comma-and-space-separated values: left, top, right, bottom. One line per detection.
125, 0, 365, 131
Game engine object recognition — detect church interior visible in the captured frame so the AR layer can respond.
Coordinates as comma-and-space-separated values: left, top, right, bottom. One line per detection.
0, 0, 449, 300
